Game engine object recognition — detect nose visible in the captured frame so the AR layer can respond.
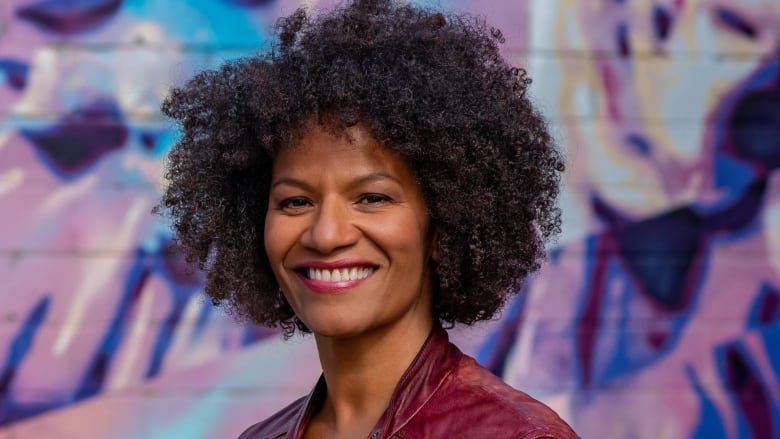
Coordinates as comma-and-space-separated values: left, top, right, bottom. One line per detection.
300, 196, 360, 254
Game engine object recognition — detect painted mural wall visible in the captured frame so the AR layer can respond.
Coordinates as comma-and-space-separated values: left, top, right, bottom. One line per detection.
1, 0, 779, 437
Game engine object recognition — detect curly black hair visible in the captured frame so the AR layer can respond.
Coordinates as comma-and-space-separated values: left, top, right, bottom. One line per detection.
157, 0, 564, 336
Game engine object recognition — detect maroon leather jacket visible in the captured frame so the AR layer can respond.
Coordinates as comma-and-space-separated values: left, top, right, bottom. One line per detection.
238, 325, 579, 438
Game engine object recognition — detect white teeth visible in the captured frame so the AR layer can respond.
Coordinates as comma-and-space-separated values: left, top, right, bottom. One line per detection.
305, 267, 374, 282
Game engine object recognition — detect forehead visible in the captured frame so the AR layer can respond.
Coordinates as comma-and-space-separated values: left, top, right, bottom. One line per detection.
272, 123, 415, 180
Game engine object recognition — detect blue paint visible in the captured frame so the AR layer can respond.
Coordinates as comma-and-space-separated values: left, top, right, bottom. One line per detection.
190, 304, 213, 346
616, 22, 630, 57
729, 88, 780, 171
591, 253, 695, 386
145, 316, 181, 378
75, 250, 149, 400
746, 284, 780, 329
759, 326, 780, 408
715, 342, 778, 438
715, 7, 757, 40
21, 98, 128, 181
614, 207, 706, 310
625, 133, 651, 156
475, 290, 528, 376
713, 154, 756, 202
124, 0, 266, 48
16, 0, 123, 35
0, 296, 50, 426
0, 59, 30, 91
652, 5, 673, 42
687, 366, 727, 439
6, 298, 49, 368
145, 238, 202, 378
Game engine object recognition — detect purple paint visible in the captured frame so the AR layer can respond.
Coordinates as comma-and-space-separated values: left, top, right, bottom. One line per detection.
576, 236, 611, 387
140, 132, 156, 150
21, 99, 128, 179
0, 59, 30, 91
723, 345, 773, 438
652, 5, 673, 42
16, 0, 122, 35
616, 22, 631, 57
599, 63, 622, 121
714, 7, 757, 40
759, 293, 779, 325
626, 133, 652, 156
646, 330, 668, 350
728, 87, 780, 173
160, 242, 202, 289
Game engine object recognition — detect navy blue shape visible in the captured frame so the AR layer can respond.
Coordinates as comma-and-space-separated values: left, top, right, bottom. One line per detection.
600, 178, 765, 311
190, 303, 212, 346
616, 22, 631, 57
0, 59, 30, 91
705, 178, 766, 231
719, 344, 776, 438
625, 133, 651, 156
612, 208, 704, 310
652, 5, 673, 42
728, 87, 780, 172
0, 297, 50, 426
139, 131, 156, 150
714, 7, 757, 40
16, 0, 122, 35
747, 284, 780, 329
21, 98, 128, 180
144, 316, 179, 379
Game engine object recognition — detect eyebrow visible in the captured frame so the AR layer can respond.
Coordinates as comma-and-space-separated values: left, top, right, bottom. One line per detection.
271, 172, 402, 191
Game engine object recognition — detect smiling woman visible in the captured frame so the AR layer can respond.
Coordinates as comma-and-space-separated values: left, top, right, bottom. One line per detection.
156, 0, 576, 437
265, 123, 436, 341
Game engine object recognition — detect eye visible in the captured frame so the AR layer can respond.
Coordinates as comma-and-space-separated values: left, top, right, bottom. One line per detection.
277, 197, 312, 212
358, 193, 393, 205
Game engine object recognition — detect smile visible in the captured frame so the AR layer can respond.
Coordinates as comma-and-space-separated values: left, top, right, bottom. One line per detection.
304, 267, 375, 282
293, 263, 377, 294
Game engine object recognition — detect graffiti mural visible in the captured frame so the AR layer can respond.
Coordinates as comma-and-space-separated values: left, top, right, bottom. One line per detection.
1, 0, 778, 437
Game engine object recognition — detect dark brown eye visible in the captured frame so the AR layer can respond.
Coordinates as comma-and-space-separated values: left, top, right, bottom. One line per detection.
358, 193, 392, 205
278, 197, 312, 211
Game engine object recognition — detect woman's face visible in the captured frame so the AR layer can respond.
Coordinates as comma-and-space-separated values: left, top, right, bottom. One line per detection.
265, 123, 436, 339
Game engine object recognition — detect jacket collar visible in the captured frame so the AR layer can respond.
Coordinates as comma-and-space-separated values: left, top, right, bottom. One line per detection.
287, 324, 462, 439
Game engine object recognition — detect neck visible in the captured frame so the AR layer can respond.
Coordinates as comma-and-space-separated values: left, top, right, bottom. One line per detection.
313, 316, 434, 432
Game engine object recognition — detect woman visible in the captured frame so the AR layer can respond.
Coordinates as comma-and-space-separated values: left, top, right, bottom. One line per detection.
157, 0, 577, 437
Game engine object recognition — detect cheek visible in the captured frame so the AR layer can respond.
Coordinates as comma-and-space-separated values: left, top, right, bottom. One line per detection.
381, 216, 431, 263
263, 215, 287, 267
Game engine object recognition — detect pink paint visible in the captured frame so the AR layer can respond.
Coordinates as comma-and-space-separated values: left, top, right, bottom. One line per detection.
599, 62, 622, 121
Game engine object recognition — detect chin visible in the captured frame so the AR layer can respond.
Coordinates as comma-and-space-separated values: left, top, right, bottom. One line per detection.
302, 316, 369, 340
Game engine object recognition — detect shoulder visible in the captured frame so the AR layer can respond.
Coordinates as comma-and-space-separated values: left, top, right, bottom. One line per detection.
398, 354, 579, 439
237, 396, 307, 439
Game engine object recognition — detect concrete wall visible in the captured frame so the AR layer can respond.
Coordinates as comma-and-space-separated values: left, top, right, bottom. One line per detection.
1, 0, 779, 437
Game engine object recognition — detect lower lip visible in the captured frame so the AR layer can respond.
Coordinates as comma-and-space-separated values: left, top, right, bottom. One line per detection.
295, 271, 373, 294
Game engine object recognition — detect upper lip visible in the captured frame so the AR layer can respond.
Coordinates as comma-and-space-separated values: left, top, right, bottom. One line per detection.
293, 259, 378, 270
